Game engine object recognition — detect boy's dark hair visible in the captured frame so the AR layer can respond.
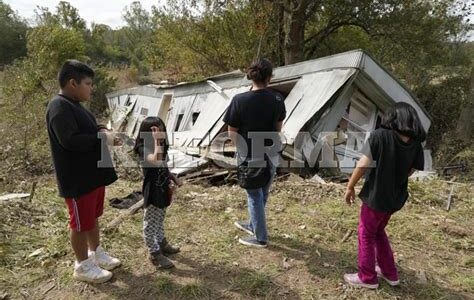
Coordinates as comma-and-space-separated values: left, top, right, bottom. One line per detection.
246, 58, 273, 84
58, 60, 95, 88
381, 102, 426, 142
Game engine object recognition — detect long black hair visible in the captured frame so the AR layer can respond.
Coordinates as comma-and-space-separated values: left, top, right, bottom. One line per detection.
381, 102, 426, 142
246, 58, 273, 85
133, 116, 169, 158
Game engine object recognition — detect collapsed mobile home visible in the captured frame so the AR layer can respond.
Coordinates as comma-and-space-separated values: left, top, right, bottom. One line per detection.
106, 50, 432, 175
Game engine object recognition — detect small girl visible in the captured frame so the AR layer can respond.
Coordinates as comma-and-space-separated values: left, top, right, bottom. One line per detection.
134, 116, 181, 269
343, 102, 426, 289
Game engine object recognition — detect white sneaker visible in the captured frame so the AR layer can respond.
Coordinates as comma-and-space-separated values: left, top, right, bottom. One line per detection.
375, 265, 400, 286
88, 245, 121, 270
343, 273, 379, 289
73, 257, 112, 283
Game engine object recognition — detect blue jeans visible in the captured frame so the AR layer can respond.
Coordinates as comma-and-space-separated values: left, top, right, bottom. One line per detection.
245, 163, 276, 242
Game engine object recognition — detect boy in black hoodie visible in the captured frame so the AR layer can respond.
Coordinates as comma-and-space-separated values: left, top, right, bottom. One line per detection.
46, 60, 120, 283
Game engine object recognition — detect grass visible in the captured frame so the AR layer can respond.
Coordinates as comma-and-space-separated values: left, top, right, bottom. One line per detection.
0, 175, 473, 299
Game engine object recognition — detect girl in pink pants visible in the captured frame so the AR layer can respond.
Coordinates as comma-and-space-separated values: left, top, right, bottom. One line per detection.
343, 102, 426, 289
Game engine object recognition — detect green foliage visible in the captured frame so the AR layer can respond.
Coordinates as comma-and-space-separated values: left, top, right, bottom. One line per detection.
0, 1, 28, 65
150, 0, 274, 80
89, 66, 117, 116
26, 24, 87, 74
416, 71, 472, 164
0, 3, 115, 180
121, 1, 154, 76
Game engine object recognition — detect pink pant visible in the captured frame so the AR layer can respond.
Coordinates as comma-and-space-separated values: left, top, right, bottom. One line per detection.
358, 203, 398, 284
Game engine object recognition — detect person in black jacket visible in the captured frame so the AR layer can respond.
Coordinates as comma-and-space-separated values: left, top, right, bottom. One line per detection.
46, 60, 120, 283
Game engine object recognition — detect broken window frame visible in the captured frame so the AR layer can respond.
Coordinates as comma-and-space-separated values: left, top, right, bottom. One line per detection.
174, 113, 184, 132
140, 107, 149, 116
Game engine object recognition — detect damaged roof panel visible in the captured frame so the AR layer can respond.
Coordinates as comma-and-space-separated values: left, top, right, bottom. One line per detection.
283, 68, 357, 143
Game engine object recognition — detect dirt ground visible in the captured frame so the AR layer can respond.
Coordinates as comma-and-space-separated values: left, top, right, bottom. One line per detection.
1, 175, 473, 299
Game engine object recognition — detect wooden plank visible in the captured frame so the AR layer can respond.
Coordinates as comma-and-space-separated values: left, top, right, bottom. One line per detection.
105, 199, 144, 230
446, 185, 455, 211
186, 170, 231, 183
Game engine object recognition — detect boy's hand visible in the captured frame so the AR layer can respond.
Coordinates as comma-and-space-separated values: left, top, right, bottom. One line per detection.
102, 131, 123, 146
344, 187, 356, 205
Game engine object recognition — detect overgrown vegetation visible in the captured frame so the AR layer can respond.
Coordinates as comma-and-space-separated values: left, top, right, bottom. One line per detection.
0, 177, 472, 299
0, 1, 472, 188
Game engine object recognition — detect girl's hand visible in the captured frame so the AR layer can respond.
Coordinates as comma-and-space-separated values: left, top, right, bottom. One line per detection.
151, 126, 165, 141
169, 182, 177, 193
344, 187, 356, 206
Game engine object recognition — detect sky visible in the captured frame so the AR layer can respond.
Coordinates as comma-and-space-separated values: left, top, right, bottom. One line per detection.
5, 0, 163, 29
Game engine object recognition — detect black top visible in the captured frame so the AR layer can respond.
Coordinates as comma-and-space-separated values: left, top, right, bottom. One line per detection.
223, 89, 286, 161
46, 94, 117, 198
359, 128, 424, 213
137, 145, 171, 208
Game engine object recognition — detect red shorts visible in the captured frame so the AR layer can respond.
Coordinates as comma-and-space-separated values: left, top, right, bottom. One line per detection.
65, 186, 105, 232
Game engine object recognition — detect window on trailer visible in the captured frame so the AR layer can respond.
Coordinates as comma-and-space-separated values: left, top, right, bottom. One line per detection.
268, 78, 299, 98
174, 114, 184, 131
334, 90, 379, 172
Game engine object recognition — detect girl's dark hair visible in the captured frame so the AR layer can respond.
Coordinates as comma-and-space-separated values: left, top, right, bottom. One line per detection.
133, 116, 169, 157
381, 102, 426, 142
246, 58, 273, 84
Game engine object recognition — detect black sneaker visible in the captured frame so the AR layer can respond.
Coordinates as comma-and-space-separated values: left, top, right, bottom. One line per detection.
234, 221, 254, 235
238, 236, 267, 248
150, 251, 175, 269
159, 238, 180, 255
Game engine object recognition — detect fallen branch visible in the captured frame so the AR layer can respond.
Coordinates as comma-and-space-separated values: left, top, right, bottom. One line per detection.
105, 199, 144, 230
185, 170, 231, 183
341, 229, 354, 243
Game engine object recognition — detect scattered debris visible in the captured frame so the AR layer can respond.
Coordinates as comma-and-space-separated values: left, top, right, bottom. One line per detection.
440, 223, 468, 238
341, 229, 354, 243
309, 174, 327, 184
109, 191, 142, 209
287, 173, 304, 183
28, 248, 45, 258
185, 170, 231, 184
282, 257, 293, 270
416, 270, 428, 284
41, 281, 56, 296
0, 193, 30, 203
409, 171, 437, 181
440, 163, 468, 177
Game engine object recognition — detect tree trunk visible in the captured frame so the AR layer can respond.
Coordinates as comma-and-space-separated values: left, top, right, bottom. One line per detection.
276, 4, 285, 66
283, 8, 305, 65
455, 66, 474, 141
